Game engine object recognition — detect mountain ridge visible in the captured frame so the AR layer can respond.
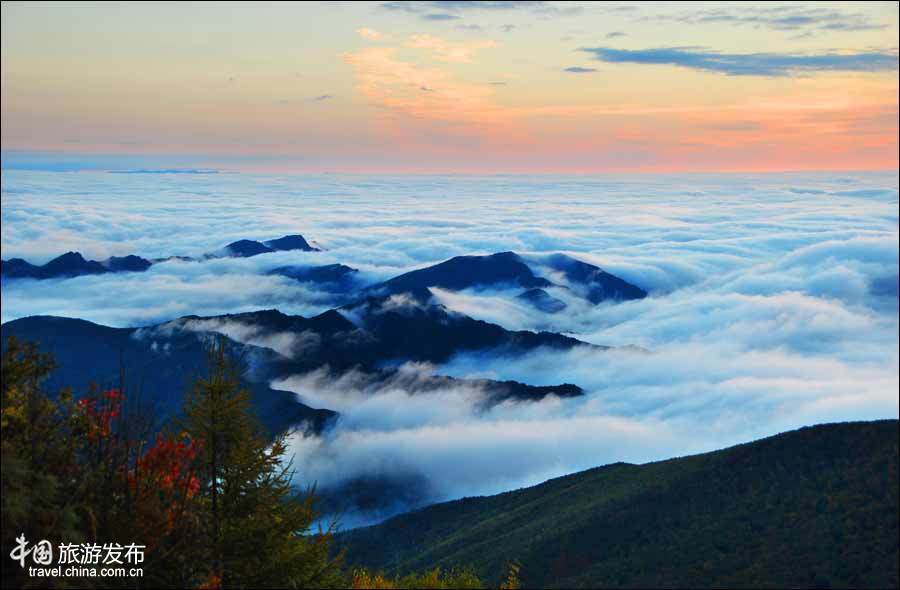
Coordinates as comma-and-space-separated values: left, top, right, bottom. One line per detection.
339, 419, 900, 589
1, 296, 595, 435
1, 233, 319, 280
365, 251, 647, 309
2, 246, 649, 316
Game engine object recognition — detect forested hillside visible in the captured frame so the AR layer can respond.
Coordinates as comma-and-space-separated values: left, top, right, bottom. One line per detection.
341, 420, 900, 589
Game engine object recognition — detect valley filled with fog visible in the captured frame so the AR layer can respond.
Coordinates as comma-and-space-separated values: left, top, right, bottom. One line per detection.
2, 169, 898, 526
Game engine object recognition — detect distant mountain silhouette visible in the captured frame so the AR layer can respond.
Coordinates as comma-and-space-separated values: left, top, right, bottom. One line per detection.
1, 252, 150, 280
265, 234, 318, 252
0, 258, 40, 278
365, 251, 646, 307
367, 252, 552, 296
3, 239, 647, 315
222, 234, 320, 258
106, 254, 154, 272
223, 239, 275, 258
269, 263, 359, 292
2, 234, 320, 280
42, 252, 108, 276
267, 251, 648, 313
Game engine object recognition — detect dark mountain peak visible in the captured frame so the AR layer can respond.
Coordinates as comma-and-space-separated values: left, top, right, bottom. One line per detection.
188, 308, 315, 334
105, 254, 153, 272
51, 251, 87, 263
265, 234, 319, 252
221, 234, 320, 258
269, 263, 358, 287
542, 253, 647, 303
308, 309, 358, 334
224, 239, 274, 258
369, 251, 552, 296
41, 252, 108, 277
488, 250, 520, 260
1, 258, 40, 278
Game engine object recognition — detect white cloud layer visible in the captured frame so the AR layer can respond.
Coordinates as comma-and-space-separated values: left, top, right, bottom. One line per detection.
2, 169, 898, 526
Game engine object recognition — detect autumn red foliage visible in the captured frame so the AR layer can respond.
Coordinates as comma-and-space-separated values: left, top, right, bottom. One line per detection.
75, 388, 123, 441
135, 434, 203, 498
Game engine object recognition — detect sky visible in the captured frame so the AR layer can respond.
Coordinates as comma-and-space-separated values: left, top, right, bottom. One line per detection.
2, 1, 898, 173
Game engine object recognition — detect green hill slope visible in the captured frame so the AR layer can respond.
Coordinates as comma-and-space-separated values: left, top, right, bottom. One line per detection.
339, 420, 899, 589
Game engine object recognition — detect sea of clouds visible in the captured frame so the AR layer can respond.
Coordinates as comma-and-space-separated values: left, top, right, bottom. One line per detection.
2, 169, 898, 526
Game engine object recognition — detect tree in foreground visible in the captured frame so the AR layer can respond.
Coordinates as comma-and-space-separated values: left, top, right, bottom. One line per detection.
181, 340, 343, 588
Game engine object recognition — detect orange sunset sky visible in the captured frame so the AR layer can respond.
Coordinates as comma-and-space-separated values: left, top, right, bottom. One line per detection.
1, 1, 898, 173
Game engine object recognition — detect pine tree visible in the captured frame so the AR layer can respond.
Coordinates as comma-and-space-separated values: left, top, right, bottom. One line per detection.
181, 339, 342, 588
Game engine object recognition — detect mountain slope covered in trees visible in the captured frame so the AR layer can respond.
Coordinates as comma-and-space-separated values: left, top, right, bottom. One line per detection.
340, 420, 899, 589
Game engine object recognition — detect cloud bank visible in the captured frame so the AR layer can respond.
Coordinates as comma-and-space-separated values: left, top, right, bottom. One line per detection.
2, 170, 897, 527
